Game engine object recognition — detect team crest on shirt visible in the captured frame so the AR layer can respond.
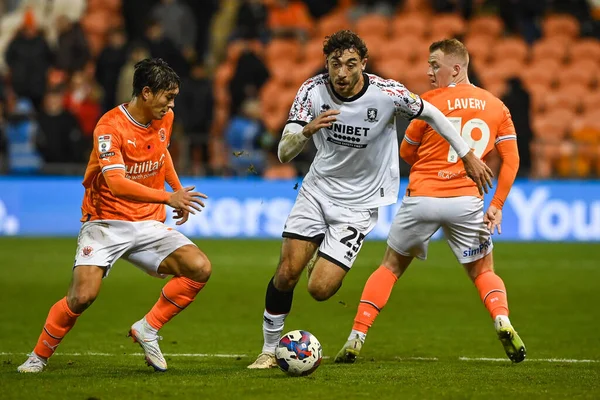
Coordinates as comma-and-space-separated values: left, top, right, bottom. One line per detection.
365, 108, 378, 122
158, 128, 167, 142
98, 135, 111, 152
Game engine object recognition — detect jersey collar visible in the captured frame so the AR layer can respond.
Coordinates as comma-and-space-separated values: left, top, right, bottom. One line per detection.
329, 73, 370, 103
119, 104, 151, 129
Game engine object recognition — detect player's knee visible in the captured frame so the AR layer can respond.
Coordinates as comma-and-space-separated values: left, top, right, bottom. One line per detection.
184, 252, 211, 283
307, 281, 336, 302
67, 289, 97, 313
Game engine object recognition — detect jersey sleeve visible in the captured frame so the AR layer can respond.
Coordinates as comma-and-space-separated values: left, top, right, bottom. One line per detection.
495, 104, 517, 145
287, 78, 317, 126
404, 119, 427, 145
385, 80, 424, 120
94, 123, 125, 174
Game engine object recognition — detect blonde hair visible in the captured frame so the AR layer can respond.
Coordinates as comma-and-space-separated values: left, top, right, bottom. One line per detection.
429, 39, 469, 65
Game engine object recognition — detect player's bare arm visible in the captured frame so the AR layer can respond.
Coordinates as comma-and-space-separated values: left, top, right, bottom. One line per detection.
418, 100, 494, 195
278, 109, 340, 163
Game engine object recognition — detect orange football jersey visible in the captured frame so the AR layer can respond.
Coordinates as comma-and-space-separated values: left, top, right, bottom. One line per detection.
81, 104, 174, 222
404, 84, 516, 198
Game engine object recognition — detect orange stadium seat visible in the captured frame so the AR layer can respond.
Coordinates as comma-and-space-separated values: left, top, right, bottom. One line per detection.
542, 14, 580, 40
492, 37, 529, 64
303, 38, 325, 61
269, 60, 297, 87
214, 63, 235, 88
464, 34, 495, 65
558, 59, 599, 88
531, 37, 570, 63
294, 58, 324, 84
477, 64, 508, 88
360, 34, 387, 63
467, 15, 504, 38
532, 110, 574, 142
493, 58, 524, 80
542, 84, 587, 113
400, 0, 432, 14
520, 60, 561, 89
355, 14, 391, 38
265, 39, 301, 67
581, 89, 600, 114
374, 57, 412, 82
429, 13, 466, 41
391, 14, 428, 40
316, 11, 351, 38
569, 38, 600, 63
484, 81, 507, 98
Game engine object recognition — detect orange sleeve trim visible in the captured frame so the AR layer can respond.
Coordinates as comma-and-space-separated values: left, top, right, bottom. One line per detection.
104, 169, 170, 204
491, 139, 519, 210
164, 150, 182, 192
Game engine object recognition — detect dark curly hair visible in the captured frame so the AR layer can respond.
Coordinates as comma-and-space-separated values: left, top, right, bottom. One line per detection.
132, 58, 180, 97
323, 30, 369, 60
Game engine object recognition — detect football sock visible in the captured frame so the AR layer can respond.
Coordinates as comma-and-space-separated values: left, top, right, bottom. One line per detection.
33, 297, 81, 360
263, 277, 294, 354
474, 270, 509, 320
145, 276, 205, 331
352, 266, 398, 336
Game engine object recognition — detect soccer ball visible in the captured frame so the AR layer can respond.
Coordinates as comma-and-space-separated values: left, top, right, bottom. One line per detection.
275, 330, 323, 377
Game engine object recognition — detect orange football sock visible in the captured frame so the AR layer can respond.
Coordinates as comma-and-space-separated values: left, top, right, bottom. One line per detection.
33, 297, 81, 359
352, 266, 398, 334
145, 276, 205, 330
474, 270, 509, 319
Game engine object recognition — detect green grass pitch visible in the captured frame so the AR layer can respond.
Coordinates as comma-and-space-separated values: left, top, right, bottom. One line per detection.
1, 238, 598, 399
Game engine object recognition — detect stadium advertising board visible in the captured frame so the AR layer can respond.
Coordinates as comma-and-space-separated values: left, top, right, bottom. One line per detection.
0, 178, 598, 241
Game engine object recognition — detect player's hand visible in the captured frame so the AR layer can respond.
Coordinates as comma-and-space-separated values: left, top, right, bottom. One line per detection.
302, 109, 340, 137
167, 186, 207, 215
172, 208, 190, 225
461, 151, 494, 195
484, 205, 502, 235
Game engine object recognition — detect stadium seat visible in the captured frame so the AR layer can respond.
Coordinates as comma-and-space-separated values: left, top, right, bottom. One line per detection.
391, 14, 428, 40
521, 60, 560, 89
464, 34, 495, 65
542, 14, 580, 40
558, 59, 599, 88
467, 15, 504, 38
429, 13, 466, 41
531, 37, 570, 63
581, 89, 600, 114
265, 39, 301, 68
541, 84, 587, 114
569, 38, 600, 63
355, 14, 391, 38
316, 11, 351, 38
492, 37, 529, 64
303, 38, 324, 61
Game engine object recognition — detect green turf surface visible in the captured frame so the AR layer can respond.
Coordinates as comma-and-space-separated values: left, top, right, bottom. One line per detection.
1, 238, 598, 399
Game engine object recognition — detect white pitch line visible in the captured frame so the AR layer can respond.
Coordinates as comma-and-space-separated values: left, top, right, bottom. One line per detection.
0, 352, 597, 363
459, 357, 599, 363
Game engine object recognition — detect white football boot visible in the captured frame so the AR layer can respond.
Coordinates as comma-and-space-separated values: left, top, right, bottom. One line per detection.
17, 353, 47, 373
128, 318, 167, 372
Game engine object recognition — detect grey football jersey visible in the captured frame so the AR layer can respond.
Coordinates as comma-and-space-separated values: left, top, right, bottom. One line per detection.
287, 73, 423, 208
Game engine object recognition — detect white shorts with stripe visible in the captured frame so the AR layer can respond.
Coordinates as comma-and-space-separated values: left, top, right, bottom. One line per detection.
74, 220, 195, 278
387, 196, 493, 263
282, 187, 378, 270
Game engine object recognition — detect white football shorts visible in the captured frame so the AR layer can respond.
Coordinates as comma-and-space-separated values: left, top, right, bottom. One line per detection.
73, 220, 195, 278
387, 196, 493, 264
282, 187, 378, 270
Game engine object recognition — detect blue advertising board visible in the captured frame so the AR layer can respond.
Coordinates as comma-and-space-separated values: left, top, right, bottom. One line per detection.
0, 177, 598, 241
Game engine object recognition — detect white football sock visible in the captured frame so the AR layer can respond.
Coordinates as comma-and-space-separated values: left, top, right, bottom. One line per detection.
494, 315, 512, 330
262, 310, 287, 354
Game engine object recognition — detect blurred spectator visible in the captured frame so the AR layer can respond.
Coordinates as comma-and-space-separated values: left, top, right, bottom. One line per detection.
54, 14, 90, 73
151, 0, 197, 57
96, 28, 129, 112
5, 9, 53, 111
117, 44, 151, 105
349, 0, 400, 19
498, 0, 546, 44
267, 0, 314, 40
63, 71, 102, 139
144, 19, 188, 78
177, 63, 214, 176
228, 47, 270, 115
303, 0, 339, 18
122, 0, 160, 42
224, 97, 270, 176
37, 89, 83, 163
5, 98, 43, 174
233, 0, 269, 41
501, 77, 533, 177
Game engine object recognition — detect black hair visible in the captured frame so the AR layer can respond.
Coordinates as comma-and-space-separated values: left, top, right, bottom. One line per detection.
323, 30, 369, 59
132, 58, 180, 97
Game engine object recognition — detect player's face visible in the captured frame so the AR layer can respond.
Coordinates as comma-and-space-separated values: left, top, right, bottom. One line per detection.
147, 87, 179, 120
326, 48, 366, 98
427, 49, 455, 89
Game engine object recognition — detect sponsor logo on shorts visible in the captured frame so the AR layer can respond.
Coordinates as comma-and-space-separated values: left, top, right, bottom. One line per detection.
462, 237, 491, 258
82, 246, 93, 257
